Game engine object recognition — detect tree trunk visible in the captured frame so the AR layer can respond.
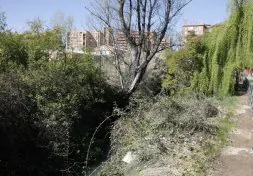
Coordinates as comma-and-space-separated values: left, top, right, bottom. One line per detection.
127, 61, 148, 95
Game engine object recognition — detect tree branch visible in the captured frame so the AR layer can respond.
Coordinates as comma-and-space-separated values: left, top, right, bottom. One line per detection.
119, 0, 137, 47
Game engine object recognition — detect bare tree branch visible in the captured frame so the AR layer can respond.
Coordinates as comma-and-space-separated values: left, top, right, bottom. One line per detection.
88, 0, 192, 96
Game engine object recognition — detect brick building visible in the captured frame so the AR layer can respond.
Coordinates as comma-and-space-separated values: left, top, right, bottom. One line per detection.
115, 31, 170, 51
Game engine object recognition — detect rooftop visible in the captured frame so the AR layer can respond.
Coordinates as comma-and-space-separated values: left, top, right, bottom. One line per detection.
183, 24, 211, 27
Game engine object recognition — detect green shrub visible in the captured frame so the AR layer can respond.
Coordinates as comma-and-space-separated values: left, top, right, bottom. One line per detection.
0, 53, 120, 175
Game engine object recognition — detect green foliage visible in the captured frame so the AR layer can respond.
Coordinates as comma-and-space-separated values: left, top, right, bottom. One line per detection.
0, 32, 29, 68
0, 25, 120, 175
163, 34, 204, 95
23, 28, 62, 61
0, 27, 62, 70
192, 0, 253, 95
0, 54, 118, 174
164, 0, 253, 96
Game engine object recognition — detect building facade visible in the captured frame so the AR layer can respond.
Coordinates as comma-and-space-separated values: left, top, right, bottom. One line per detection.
115, 31, 170, 51
66, 30, 107, 53
182, 24, 211, 37
182, 24, 212, 45
89, 30, 105, 48
66, 29, 170, 53
66, 31, 86, 52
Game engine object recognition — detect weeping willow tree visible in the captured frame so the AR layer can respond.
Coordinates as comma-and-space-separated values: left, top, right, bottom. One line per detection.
192, 0, 253, 96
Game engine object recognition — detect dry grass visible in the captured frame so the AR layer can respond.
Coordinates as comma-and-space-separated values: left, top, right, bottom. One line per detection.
97, 94, 235, 176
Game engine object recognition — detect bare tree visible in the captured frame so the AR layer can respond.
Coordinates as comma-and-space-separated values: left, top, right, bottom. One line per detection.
88, 0, 192, 96
50, 12, 74, 47
27, 17, 45, 34
0, 10, 7, 32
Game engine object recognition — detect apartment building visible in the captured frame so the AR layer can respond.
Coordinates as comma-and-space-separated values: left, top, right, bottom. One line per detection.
182, 24, 211, 37
66, 30, 108, 53
66, 31, 86, 52
115, 31, 167, 51
90, 30, 105, 48
181, 24, 212, 45
67, 28, 170, 53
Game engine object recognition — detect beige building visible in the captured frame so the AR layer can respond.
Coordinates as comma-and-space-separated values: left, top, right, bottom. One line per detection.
90, 30, 105, 48
182, 24, 212, 45
66, 31, 86, 52
66, 30, 108, 53
182, 24, 211, 37
66, 28, 170, 54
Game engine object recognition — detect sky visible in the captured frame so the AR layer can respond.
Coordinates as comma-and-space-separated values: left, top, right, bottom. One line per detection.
0, 0, 230, 32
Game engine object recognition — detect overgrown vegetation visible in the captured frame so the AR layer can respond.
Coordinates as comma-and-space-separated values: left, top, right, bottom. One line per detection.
0, 0, 248, 175
0, 17, 123, 175
196, 0, 253, 95
98, 95, 235, 176
163, 0, 253, 96
0, 57, 120, 175
162, 34, 204, 95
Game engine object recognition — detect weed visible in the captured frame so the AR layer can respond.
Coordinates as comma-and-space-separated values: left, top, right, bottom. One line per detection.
98, 95, 236, 176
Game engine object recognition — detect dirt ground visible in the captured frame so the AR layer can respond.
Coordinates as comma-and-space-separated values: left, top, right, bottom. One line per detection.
209, 94, 253, 176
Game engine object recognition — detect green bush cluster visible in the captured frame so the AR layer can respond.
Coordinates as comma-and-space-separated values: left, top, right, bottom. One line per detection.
0, 27, 120, 175
162, 34, 204, 95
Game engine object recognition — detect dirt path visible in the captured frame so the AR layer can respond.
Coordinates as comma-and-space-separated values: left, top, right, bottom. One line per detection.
210, 94, 253, 176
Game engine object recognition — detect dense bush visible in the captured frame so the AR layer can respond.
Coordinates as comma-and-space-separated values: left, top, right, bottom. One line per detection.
0, 71, 47, 175
0, 30, 120, 175
162, 34, 204, 95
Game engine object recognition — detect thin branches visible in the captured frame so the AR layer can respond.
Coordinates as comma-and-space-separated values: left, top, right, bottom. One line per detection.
88, 0, 192, 95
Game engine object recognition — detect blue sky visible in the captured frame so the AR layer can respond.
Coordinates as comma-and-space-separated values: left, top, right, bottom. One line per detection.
0, 0, 230, 32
